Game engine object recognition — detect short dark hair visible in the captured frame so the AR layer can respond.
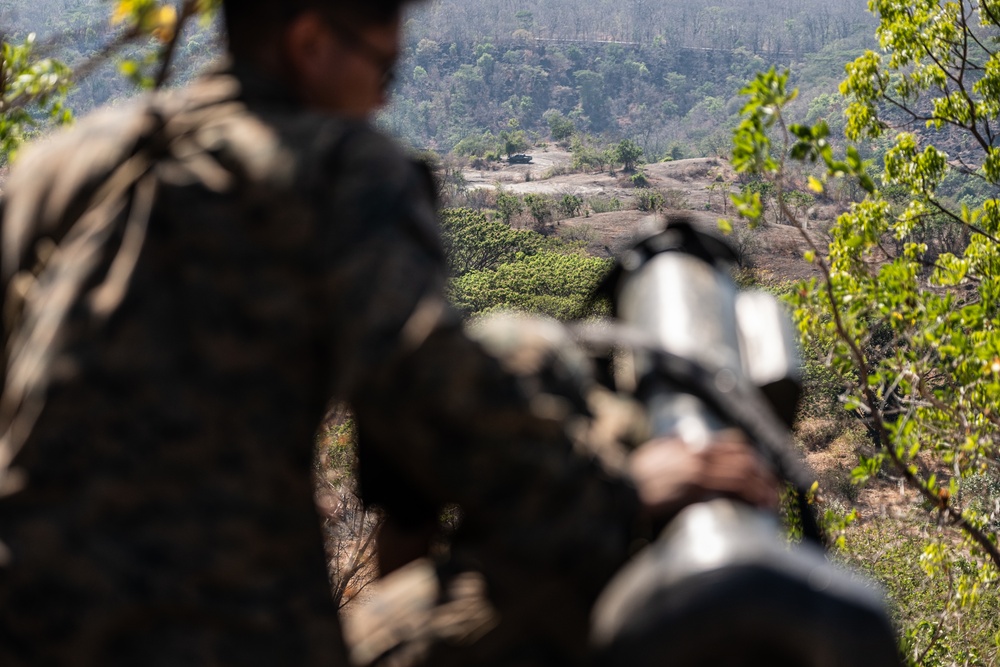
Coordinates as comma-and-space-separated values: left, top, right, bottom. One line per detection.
222, 0, 417, 57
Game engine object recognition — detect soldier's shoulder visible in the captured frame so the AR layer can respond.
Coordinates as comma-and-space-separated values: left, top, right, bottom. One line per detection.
2, 95, 165, 273
9, 96, 154, 196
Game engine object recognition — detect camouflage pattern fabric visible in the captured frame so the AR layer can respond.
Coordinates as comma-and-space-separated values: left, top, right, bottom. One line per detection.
346, 314, 650, 667
0, 64, 641, 665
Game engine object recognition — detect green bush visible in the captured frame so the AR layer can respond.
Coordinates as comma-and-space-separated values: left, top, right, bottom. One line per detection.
493, 188, 524, 225
450, 250, 611, 320
635, 190, 665, 212
557, 194, 584, 218
842, 522, 1000, 666
629, 171, 651, 188
523, 193, 553, 227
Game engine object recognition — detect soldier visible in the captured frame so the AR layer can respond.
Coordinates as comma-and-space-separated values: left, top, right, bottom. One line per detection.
0, 1, 776, 665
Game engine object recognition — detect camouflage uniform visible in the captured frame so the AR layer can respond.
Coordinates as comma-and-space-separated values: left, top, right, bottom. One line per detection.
347, 314, 650, 667
0, 65, 641, 665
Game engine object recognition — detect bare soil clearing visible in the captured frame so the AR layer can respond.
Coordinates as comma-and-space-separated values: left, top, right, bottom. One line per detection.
463, 148, 637, 198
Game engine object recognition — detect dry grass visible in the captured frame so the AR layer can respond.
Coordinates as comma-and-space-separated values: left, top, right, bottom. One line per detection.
315, 409, 383, 610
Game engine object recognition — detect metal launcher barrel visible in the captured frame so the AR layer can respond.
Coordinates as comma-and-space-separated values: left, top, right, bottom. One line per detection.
591, 221, 900, 667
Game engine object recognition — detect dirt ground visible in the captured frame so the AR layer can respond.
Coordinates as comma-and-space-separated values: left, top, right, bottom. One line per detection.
463, 148, 636, 199
464, 152, 828, 281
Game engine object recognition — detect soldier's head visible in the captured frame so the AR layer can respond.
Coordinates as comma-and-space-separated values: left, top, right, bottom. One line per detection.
222, 0, 419, 117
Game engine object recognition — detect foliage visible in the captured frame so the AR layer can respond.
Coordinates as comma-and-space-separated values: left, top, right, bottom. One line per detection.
0, 35, 73, 161
454, 130, 499, 158
588, 196, 623, 214
570, 134, 613, 173
379, 0, 876, 155
557, 193, 584, 219
544, 109, 575, 142
5, 0, 879, 167
523, 192, 553, 227
628, 170, 651, 188
97, 0, 218, 89
493, 187, 524, 225
440, 208, 544, 277
499, 119, 530, 157
1, 0, 220, 163
843, 521, 1000, 667
635, 189, 665, 212
614, 138, 643, 172
450, 249, 611, 320
442, 208, 610, 320
731, 4, 1000, 654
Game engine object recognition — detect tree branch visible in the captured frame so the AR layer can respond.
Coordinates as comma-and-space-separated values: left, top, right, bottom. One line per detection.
154, 0, 199, 89
770, 106, 1000, 572
926, 197, 1000, 246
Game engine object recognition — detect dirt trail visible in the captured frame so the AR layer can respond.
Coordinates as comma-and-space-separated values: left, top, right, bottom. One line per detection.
463, 148, 635, 198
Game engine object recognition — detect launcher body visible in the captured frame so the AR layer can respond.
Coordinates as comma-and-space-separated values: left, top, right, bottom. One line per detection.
591, 221, 900, 667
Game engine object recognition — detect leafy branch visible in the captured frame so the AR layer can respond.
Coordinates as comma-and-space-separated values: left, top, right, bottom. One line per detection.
731, 68, 1000, 572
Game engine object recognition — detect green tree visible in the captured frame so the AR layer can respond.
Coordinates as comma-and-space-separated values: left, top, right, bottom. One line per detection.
494, 187, 524, 225
635, 189, 665, 212
440, 207, 609, 320
739, 178, 778, 225
544, 110, 575, 142
614, 138, 643, 173
499, 119, 530, 157
523, 193, 552, 227
450, 250, 611, 320
732, 54, 1000, 665
440, 208, 543, 276
453, 130, 498, 157
574, 69, 608, 129
557, 193, 583, 218
1, 0, 220, 163
570, 134, 614, 173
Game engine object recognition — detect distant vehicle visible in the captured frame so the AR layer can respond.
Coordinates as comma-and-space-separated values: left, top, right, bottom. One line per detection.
507, 154, 533, 164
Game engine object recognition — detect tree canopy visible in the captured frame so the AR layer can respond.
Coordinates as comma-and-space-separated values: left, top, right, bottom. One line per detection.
731, 2, 1000, 661
441, 208, 610, 320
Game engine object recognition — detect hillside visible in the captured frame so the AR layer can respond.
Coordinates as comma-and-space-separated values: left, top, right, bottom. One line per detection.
455, 149, 824, 275
2, 0, 874, 160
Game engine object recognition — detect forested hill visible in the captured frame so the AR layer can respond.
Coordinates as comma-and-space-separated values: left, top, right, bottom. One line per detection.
2, 0, 875, 158
407, 0, 871, 54
383, 0, 874, 157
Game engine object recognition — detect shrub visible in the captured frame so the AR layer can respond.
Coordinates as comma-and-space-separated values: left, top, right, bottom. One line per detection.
588, 196, 624, 214
540, 164, 571, 179
614, 139, 644, 172
635, 190, 665, 212
629, 170, 651, 188
544, 110, 575, 142
494, 188, 523, 225
557, 193, 584, 219
523, 193, 553, 227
